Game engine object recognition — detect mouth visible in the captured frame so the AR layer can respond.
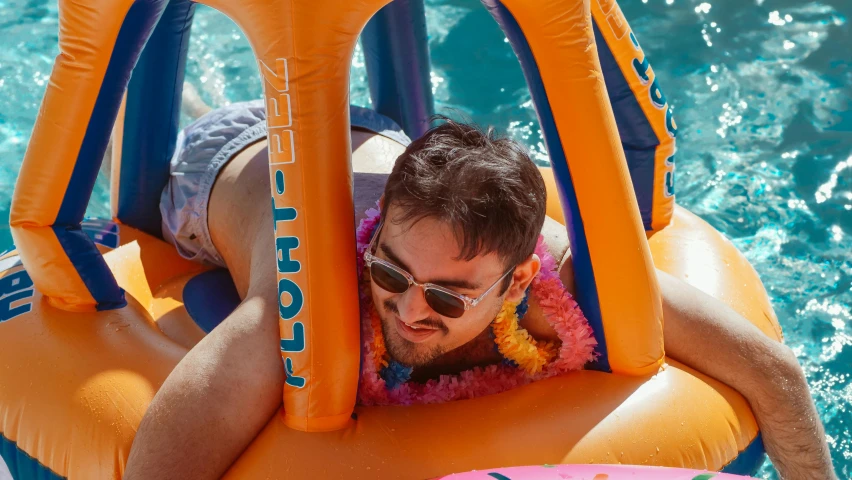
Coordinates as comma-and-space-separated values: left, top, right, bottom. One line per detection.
394, 317, 441, 343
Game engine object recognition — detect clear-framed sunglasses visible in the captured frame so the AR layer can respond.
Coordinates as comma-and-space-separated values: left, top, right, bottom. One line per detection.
363, 221, 515, 319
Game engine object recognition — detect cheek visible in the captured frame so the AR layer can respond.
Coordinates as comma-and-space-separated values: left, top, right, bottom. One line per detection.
446, 304, 500, 344
370, 282, 393, 308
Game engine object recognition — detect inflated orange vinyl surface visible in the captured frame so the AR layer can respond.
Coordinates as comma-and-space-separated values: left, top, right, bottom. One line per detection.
0, 194, 779, 478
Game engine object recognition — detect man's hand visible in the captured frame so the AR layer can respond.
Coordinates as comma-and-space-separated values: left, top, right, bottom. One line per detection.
659, 271, 836, 479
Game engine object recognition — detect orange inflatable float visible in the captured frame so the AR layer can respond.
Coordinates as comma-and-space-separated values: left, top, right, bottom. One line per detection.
1, 0, 780, 477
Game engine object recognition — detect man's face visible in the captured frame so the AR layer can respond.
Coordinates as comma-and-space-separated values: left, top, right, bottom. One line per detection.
369, 205, 510, 367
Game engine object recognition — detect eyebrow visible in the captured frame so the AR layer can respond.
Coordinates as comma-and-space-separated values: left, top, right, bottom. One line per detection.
379, 243, 482, 291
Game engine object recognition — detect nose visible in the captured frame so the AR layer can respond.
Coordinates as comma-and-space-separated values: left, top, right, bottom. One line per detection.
395, 284, 433, 321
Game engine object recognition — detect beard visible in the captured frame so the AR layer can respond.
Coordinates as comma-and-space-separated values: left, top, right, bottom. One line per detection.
379, 298, 448, 367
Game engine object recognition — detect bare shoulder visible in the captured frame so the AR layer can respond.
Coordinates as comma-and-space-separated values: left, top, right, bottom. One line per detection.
354, 172, 387, 227
520, 215, 575, 343
352, 130, 406, 225
352, 129, 406, 174
538, 215, 576, 295
540, 215, 569, 262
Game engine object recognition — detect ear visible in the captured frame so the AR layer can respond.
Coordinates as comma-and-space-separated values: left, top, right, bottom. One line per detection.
504, 253, 540, 303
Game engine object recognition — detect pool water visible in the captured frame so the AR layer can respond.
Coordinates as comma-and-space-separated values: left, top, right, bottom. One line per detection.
0, 0, 849, 477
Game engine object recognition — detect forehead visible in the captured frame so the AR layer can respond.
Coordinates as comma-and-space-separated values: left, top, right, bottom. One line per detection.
380, 206, 504, 285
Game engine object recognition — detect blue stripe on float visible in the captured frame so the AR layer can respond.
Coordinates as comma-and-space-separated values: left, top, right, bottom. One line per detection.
592, 19, 659, 231
183, 269, 241, 333
362, 0, 434, 139
118, 0, 196, 237
55, 0, 167, 226
51, 225, 126, 310
721, 433, 767, 477
0, 432, 66, 480
621, 146, 656, 227
52, 0, 167, 309
483, 0, 610, 372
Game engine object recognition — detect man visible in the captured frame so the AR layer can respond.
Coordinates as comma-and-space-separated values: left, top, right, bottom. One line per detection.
124, 100, 835, 479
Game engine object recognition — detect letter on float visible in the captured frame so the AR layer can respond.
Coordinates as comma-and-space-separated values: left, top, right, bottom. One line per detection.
272, 200, 297, 232
276, 237, 301, 275
605, 7, 629, 40
0, 270, 34, 322
260, 58, 289, 93
649, 78, 667, 109
281, 322, 306, 352
632, 56, 651, 84
278, 278, 304, 321
666, 106, 678, 137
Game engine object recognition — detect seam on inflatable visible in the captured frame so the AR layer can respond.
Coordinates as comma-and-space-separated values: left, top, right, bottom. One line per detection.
110, 93, 126, 221
164, 5, 195, 177
286, 0, 314, 427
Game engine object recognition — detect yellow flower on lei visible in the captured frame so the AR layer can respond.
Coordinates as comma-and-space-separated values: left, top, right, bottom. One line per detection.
491, 299, 558, 375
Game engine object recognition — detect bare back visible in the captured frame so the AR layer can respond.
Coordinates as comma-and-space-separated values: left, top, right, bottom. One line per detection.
207, 129, 408, 299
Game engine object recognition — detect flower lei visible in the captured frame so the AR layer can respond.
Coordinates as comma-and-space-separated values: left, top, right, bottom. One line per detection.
492, 298, 558, 374
355, 205, 598, 406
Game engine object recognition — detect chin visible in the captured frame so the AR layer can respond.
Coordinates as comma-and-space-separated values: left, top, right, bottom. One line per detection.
381, 318, 442, 367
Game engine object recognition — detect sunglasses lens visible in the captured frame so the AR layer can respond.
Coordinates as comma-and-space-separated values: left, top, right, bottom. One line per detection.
424, 288, 466, 319
370, 263, 410, 294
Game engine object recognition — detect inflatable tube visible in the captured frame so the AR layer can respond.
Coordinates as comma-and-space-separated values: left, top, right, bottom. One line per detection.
3, 0, 783, 477
437, 465, 752, 479
0, 202, 775, 479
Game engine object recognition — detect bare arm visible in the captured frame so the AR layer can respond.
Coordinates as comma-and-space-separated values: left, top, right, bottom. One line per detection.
659, 270, 836, 479
124, 283, 284, 480
547, 221, 835, 479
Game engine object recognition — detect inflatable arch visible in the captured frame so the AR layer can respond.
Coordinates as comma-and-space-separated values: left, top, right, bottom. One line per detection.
3, 0, 781, 477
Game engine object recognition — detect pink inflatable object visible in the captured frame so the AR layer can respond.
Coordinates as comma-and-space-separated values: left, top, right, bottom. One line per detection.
435, 464, 754, 480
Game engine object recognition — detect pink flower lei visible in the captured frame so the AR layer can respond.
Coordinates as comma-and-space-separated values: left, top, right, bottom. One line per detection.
355, 205, 598, 406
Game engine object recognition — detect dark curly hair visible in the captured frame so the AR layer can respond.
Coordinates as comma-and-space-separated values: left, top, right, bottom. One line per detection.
382, 118, 547, 285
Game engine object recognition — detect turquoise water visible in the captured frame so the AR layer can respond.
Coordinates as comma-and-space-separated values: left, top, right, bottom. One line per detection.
1, 0, 850, 477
